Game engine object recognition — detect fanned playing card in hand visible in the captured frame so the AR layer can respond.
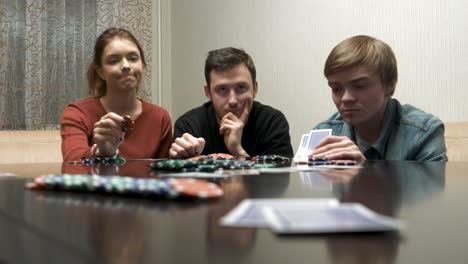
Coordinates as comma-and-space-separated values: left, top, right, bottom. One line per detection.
294, 129, 332, 163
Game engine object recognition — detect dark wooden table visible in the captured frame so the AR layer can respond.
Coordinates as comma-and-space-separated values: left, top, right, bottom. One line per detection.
0, 160, 466, 264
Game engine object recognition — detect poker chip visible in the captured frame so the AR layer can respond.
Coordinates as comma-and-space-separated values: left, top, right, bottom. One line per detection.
206, 153, 234, 160
253, 155, 291, 163
307, 156, 332, 166
308, 161, 333, 166
27, 175, 47, 189
80, 156, 126, 166
307, 159, 358, 166
187, 155, 206, 161
331, 160, 358, 166
151, 160, 200, 171
123, 115, 135, 130
168, 178, 223, 199
253, 163, 275, 169
252, 155, 291, 168
198, 164, 217, 172
308, 157, 328, 162
145, 179, 175, 198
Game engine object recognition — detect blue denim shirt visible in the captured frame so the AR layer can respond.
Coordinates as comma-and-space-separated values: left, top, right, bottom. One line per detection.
314, 98, 448, 161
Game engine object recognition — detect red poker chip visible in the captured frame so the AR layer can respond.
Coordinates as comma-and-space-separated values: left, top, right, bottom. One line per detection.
168, 178, 223, 199
26, 182, 40, 189
209, 153, 234, 159
187, 155, 206, 161
26, 175, 47, 189
123, 115, 135, 130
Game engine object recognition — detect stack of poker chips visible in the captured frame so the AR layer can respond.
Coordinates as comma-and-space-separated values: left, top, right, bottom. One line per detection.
150, 160, 201, 171
150, 155, 294, 173
150, 158, 255, 172
26, 174, 224, 199
187, 153, 234, 161
252, 155, 291, 163
80, 156, 126, 166
308, 157, 357, 166
252, 155, 292, 168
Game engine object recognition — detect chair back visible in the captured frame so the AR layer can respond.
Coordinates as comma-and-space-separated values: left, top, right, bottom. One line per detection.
445, 122, 468, 161
0, 130, 62, 164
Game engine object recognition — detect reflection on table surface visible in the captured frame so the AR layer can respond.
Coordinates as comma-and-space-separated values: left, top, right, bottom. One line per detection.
0, 160, 466, 264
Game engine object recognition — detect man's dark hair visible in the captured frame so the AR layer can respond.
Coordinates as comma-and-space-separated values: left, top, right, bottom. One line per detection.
204, 47, 256, 86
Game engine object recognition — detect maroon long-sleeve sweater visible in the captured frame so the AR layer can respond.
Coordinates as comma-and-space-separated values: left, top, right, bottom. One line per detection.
60, 97, 172, 161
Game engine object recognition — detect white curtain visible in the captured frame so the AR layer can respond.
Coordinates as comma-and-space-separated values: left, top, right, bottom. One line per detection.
0, 0, 153, 129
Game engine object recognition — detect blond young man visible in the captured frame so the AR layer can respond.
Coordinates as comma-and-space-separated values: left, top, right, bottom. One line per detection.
311, 35, 447, 162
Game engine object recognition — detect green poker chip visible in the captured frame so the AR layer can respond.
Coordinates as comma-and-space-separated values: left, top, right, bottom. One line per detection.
151, 160, 200, 171
198, 164, 217, 172
253, 163, 275, 169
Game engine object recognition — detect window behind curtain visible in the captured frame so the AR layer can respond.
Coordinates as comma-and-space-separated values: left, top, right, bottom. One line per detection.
0, 0, 153, 130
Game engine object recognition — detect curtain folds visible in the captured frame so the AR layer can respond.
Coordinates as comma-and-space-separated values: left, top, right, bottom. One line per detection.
0, 0, 152, 129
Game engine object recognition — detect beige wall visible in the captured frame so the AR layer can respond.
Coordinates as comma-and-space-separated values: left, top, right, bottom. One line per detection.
153, 0, 468, 149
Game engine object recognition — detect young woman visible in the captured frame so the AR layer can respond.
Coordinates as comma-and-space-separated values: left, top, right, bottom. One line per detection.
61, 28, 172, 161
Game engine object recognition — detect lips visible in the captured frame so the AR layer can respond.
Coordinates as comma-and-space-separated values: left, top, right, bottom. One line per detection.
120, 74, 135, 80
341, 109, 359, 115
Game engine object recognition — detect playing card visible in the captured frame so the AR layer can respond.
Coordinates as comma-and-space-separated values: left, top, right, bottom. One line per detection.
263, 203, 402, 234
294, 129, 332, 163
220, 198, 339, 227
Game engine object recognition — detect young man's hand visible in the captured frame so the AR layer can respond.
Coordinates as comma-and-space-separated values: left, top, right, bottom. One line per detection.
309, 136, 366, 164
169, 133, 206, 159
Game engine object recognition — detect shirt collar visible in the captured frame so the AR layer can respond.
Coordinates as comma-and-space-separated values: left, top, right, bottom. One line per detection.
360, 98, 396, 159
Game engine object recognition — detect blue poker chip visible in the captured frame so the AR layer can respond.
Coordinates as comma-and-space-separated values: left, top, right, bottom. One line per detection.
143, 179, 171, 197
332, 160, 358, 166
158, 180, 175, 197
308, 161, 333, 166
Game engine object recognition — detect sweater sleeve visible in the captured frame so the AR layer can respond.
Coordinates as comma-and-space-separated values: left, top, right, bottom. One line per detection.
173, 116, 195, 140
60, 105, 93, 161
154, 110, 173, 158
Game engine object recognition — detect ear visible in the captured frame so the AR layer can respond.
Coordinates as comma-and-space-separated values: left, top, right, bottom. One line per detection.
252, 81, 258, 98
204, 85, 212, 101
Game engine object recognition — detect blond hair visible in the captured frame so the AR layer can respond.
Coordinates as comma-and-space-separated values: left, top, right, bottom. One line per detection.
324, 35, 398, 96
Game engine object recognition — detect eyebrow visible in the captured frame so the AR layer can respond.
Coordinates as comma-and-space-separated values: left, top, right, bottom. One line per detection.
350, 77, 371, 83
214, 81, 249, 88
105, 51, 139, 57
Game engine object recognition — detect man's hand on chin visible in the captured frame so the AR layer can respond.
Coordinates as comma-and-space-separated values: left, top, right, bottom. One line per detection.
219, 102, 251, 158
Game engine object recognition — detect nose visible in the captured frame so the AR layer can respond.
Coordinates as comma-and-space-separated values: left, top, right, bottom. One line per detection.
341, 88, 356, 102
227, 89, 238, 106
121, 59, 130, 71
